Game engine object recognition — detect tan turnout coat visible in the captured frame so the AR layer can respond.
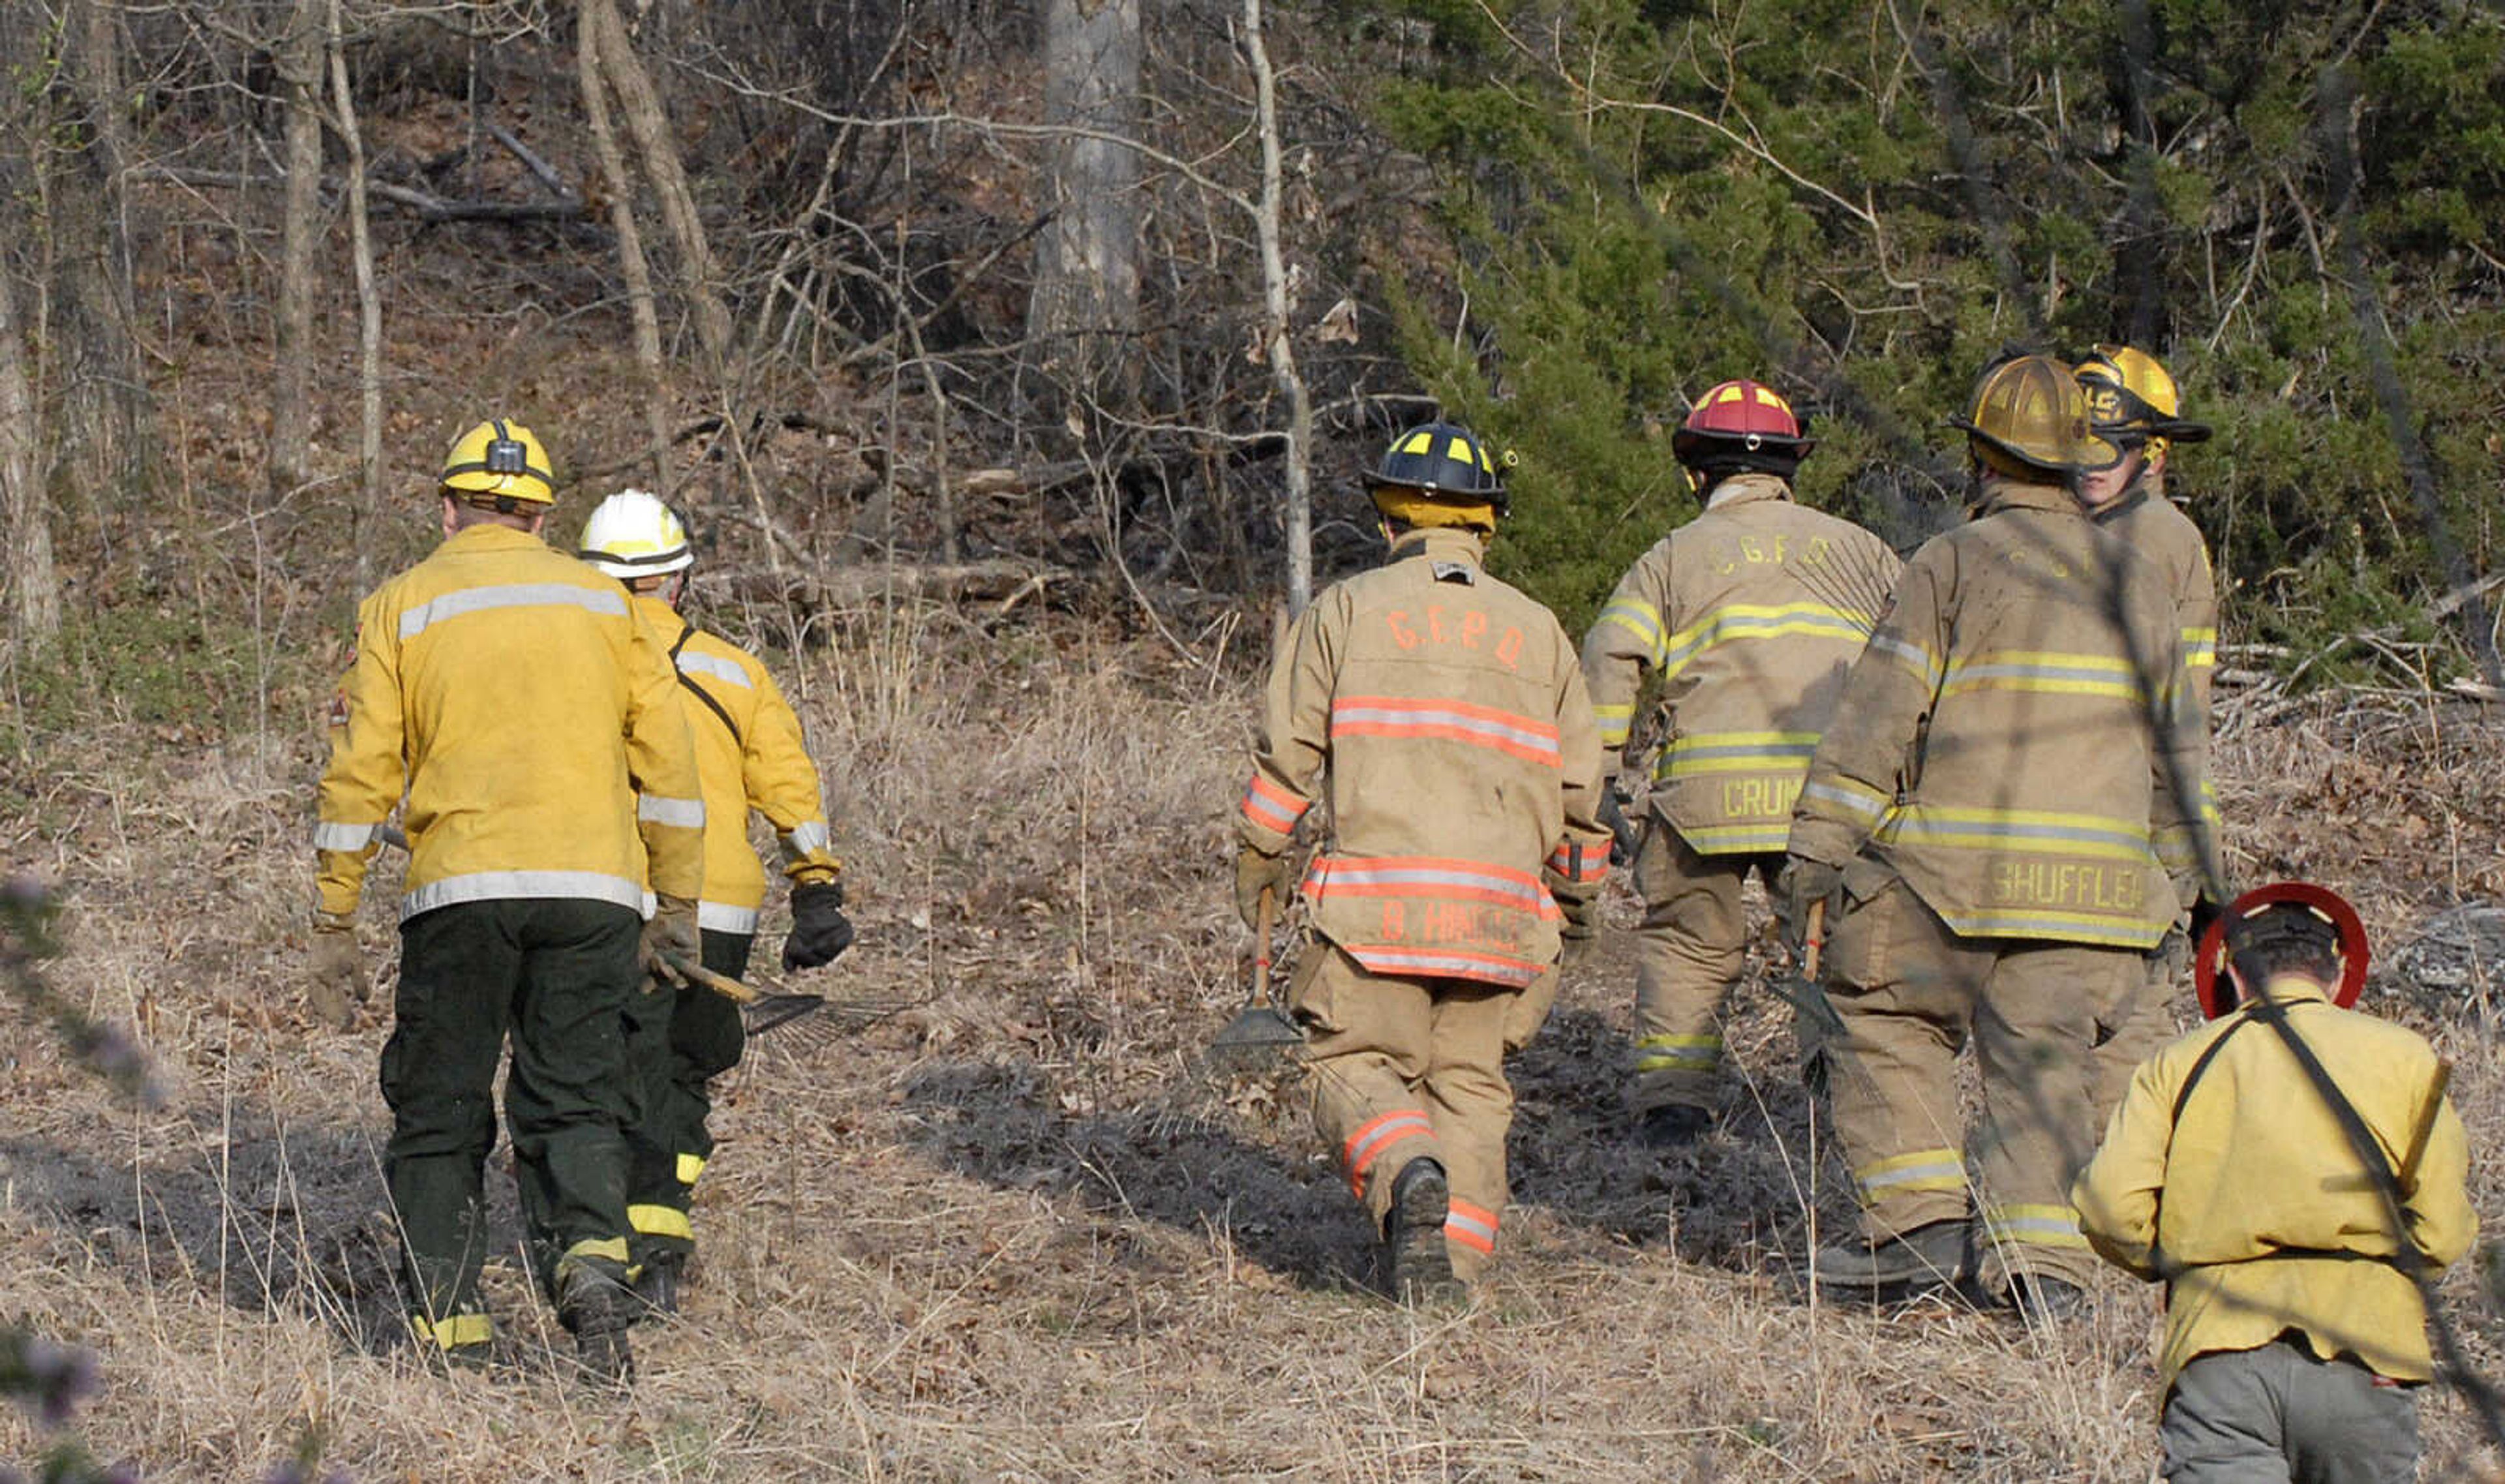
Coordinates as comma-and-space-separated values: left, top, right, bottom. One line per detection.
1787, 477, 2209, 948
1582, 475, 1901, 855
1239, 528, 1611, 989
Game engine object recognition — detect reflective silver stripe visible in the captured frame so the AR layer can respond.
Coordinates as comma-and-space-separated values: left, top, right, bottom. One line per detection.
1444, 1207, 1499, 1243
1889, 814, 2148, 849
676, 650, 752, 689
1352, 948, 1544, 986
698, 900, 761, 934
313, 821, 376, 852
785, 819, 832, 856
401, 870, 645, 920
397, 583, 626, 642
638, 795, 705, 828
1870, 634, 1942, 689
1669, 740, 1819, 762
1802, 780, 1889, 822
1330, 703, 1561, 758
1939, 911, 2159, 946
1857, 1155, 1964, 1193
1320, 865, 1548, 908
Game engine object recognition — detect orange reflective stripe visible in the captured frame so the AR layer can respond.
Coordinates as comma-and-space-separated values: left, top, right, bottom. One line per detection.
1241, 772, 1309, 832
1445, 1200, 1499, 1253
1307, 856, 1555, 914
1329, 696, 1562, 768
1545, 840, 1607, 884
1341, 1110, 1435, 1196
1348, 945, 1548, 988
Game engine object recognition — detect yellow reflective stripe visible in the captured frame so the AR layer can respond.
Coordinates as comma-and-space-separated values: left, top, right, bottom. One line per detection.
565, 1236, 630, 1265
1866, 634, 1941, 691
412, 1312, 493, 1350
1878, 804, 2151, 861
1398, 429, 1435, 455
1936, 907, 2161, 945
677, 1153, 707, 1186
1660, 603, 1880, 682
1592, 701, 1636, 748
1853, 1147, 1966, 1199
1980, 1203, 2090, 1249
1595, 597, 1667, 664
1678, 823, 1794, 852
1634, 1033, 1722, 1073
1800, 778, 1890, 825
1662, 730, 1819, 777
1941, 649, 2145, 701
628, 1204, 693, 1241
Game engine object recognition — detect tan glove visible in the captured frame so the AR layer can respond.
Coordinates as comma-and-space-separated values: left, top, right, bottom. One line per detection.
639, 894, 701, 990
309, 911, 364, 1029
1234, 846, 1297, 930
1776, 854, 1845, 963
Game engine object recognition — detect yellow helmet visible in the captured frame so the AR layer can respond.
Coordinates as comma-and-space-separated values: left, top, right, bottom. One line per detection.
2075, 344, 2211, 457
577, 489, 692, 579
440, 418, 556, 506
1947, 354, 2118, 477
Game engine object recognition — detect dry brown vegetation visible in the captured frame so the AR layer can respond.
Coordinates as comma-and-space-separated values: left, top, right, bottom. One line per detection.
8, 623, 2505, 1480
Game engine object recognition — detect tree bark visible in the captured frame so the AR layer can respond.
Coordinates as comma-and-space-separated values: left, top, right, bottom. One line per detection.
0, 263, 59, 652
269, 0, 326, 498
577, 5, 672, 492
1027, 0, 1142, 412
583, 0, 733, 376
53, 0, 149, 517
327, 0, 381, 592
1243, 0, 1312, 614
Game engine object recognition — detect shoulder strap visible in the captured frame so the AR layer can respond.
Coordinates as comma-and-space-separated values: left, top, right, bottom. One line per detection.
2169, 1014, 2250, 1127
668, 624, 744, 748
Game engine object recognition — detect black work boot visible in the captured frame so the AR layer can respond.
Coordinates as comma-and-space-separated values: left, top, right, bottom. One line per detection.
632, 1254, 684, 1318
1813, 1219, 1967, 1297
1638, 1104, 1714, 1149
2007, 1273, 2088, 1323
556, 1265, 639, 1388
1383, 1158, 1465, 1306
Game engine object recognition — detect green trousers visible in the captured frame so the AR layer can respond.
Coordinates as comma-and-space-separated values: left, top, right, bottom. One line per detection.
384, 898, 643, 1343
624, 929, 751, 1268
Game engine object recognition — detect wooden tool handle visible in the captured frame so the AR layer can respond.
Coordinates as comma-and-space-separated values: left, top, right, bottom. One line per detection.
1253, 885, 1277, 1001
1802, 898, 1827, 980
664, 954, 762, 1005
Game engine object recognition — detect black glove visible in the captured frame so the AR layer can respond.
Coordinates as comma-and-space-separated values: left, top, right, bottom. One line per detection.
1598, 790, 1643, 868
783, 880, 855, 969
1776, 854, 1845, 962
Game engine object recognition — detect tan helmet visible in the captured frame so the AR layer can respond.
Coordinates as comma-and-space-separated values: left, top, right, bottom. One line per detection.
1947, 354, 2118, 478
2076, 344, 2212, 458
440, 418, 556, 507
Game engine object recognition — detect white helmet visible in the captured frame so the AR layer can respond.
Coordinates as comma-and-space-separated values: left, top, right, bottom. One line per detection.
577, 489, 693, 579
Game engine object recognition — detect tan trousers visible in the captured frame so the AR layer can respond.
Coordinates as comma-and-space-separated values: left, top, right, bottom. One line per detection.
1820, 870, 2137, 1292
1290, 938, 1554, 1282
2090, 952, 2181, 1115
1628, 823, 1786, 1113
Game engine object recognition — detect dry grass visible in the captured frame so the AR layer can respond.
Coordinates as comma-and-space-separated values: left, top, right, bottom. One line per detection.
8, 629, 2505, 1481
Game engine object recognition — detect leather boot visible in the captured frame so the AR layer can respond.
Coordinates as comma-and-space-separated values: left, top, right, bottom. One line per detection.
556, 1265, 639, 1387
1813, 1219, 1967, 1296
1383, 1158, 1465, 1305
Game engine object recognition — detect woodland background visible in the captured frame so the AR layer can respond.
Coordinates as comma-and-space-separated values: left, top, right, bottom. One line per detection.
4, 1, 2505, 1480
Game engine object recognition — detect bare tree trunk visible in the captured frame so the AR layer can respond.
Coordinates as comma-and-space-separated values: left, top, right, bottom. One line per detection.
54, 0, 149, 518
327, 0, 380, 592
577, 8, 672, 494
269, 0, 325, 498
1027, 0, 1142, 412
583, 0, 732, 376
0, 264, 59, 651
1243, 0, 1312, 614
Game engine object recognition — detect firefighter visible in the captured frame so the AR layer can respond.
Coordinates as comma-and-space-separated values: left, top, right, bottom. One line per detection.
310, 419, 706, 1383
1581, 380, 1901, 1145
575, 489, 853, 1315
2075, 346, 2221, 1112
1235, 421, 1610, 1302
2073, 882, 2474, 1481
1781, 355, 2211, 1318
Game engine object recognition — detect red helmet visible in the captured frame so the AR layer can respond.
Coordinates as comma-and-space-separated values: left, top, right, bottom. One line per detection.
1672, 379, 1815, 471
2193, 881, 2370, 1019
